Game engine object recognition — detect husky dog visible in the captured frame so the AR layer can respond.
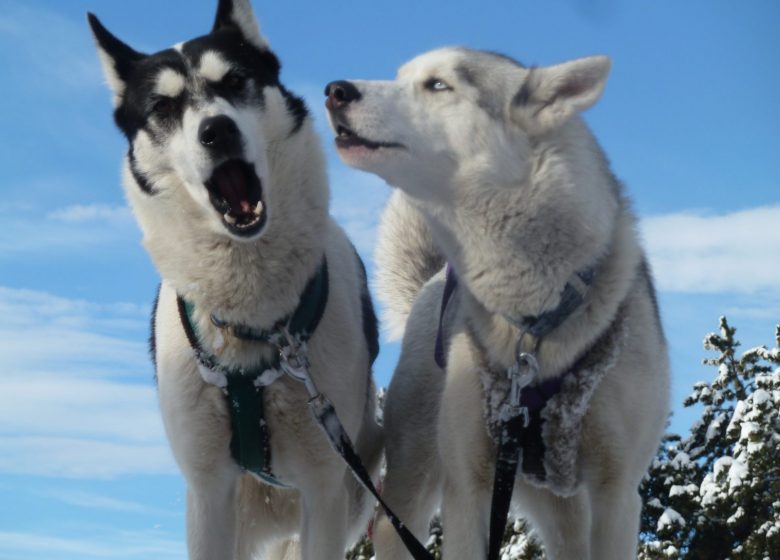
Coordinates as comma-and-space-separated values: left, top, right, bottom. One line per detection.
325, 49, 669, 559
88, 1, 383, 558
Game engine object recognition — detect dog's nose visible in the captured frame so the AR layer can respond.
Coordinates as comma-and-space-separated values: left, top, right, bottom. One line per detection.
324, 80, 361, 110
199, 115, 241, 154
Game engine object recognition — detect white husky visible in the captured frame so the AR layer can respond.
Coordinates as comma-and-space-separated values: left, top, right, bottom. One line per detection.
89, 1, 382, 558
325, 48, 670, 559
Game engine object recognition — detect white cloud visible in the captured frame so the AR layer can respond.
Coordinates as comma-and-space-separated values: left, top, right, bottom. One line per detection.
0, 529, 184, 560
0, 437, 176, 479
41, 489, 180, 517
0, 375, 163, 443
330, 170, 391, 258
0, 286, 149, 376
0, 203, 140, 256
0, 286, 175, 479
47, 204, 134, 224
641, 204, 780, 294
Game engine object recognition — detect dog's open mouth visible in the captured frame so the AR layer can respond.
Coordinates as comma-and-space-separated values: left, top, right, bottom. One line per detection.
335, 125, 404, 151
205, 160, 266, 237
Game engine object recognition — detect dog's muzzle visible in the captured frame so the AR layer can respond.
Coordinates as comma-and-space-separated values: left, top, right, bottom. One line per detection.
199, 115, 243, 158
324, 80, 362, 112
205, 159, 266, 237
324, 82, 405, 152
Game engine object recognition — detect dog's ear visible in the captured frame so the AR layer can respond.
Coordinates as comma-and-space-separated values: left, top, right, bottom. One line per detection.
510, 56, 611, 134
87, 13, 146, 105
212, 0, 268, 49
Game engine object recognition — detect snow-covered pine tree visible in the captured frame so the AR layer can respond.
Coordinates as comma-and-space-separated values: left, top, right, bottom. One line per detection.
639, 317, 780, 559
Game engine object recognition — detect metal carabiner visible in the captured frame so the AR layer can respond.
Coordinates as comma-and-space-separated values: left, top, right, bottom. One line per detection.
277, 327, 320, 399
504, 340, 539, 427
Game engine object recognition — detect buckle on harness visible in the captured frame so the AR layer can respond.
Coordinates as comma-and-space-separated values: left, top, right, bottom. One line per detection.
503, 347, 538, 427
277, 326, 320, 399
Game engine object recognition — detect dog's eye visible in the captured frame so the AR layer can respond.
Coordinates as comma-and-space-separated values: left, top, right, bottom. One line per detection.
151, 96, 176, 117
223, 72, 247, 91
424, 78, 452, 92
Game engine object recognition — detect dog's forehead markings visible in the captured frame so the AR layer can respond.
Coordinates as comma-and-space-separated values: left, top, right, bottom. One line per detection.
198, 50, 232, 82
173, 41, 185, 53
154, 67, 186, 98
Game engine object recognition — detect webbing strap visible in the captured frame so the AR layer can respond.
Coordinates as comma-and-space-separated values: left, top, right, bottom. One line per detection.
487, 413, 527, 560
308, 394, 434, 560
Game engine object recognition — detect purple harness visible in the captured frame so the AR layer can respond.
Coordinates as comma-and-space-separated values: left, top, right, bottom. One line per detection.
432, 263, 599, 485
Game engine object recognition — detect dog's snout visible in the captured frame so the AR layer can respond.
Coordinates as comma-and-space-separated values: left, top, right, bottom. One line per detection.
325, 80, 361, 111
199, 115, 241, 154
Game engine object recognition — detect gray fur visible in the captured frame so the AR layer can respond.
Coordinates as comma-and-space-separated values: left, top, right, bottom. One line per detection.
327, 47, 670, 560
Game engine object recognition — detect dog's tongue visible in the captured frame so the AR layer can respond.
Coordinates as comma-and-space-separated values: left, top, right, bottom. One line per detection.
215, 161, 252, 214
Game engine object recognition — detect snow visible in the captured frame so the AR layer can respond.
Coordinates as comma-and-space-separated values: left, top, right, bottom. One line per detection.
657, 507, 686, 531
706, 412, 725, 441
727, 506, 745, 525
669, 484, 698, 498
727, 458, 748, 491
751, 388, 771, 405
670, 451, 691, 470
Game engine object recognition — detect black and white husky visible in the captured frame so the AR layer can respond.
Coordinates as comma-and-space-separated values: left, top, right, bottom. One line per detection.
89, 1, 382, 558
326, 49, 670, 559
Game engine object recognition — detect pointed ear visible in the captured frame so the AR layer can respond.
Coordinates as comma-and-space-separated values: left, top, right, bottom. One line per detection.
87, 13, 146, 104
511, 56, 611, 134
212, 0, 268, 49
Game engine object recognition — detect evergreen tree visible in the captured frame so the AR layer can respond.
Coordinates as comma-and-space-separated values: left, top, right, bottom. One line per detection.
639, 317, 780, 559
349, 317, 780, 558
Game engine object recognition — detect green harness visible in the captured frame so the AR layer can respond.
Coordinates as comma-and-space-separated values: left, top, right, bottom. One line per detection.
177, 259, 329, 487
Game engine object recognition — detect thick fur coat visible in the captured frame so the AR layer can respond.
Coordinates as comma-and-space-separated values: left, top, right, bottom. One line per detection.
90, 2, 382, 558
326, 48, 670, 559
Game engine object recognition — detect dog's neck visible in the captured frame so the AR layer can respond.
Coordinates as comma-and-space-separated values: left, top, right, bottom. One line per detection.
419, 121, 619, 323
410, 120, 644, 375
137, 126, 331, 330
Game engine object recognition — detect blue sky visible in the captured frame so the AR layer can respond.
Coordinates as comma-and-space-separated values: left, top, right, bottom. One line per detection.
0, 0, 778, 558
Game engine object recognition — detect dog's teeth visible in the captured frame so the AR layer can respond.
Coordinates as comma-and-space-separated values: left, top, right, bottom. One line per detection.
253, 201, 264, 216
224, 212, 236, 224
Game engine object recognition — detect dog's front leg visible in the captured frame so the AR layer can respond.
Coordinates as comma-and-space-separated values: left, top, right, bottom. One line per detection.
186, 469, 240, 560
298, 477, 349, 560
437, 334, 494, 559
587, 481, 641, 560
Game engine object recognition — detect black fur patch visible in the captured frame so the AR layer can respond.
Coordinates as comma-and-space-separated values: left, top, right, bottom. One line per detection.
512, 68, 539, 108
279, 84, 308, 135
127, 147, 155, 195
640, 258, 663, 331
113, 50, 189, 142
354, 250, 379, 366
94, 12, 309, 147
150, 284, 161, 380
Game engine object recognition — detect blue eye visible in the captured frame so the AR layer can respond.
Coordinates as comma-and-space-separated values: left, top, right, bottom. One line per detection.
424, 78, 451, 92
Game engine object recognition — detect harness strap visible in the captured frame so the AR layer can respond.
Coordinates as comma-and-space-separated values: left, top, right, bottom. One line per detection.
486, 372, 566, 560
308, 394, 434, 560
435, 266, 594, 369
510, 268, 594, 339
176, 258, 329, 486
488, 413, 527, 560
209, 259, 329, 343
433, 263, 594, 559
434, 265, 458, 369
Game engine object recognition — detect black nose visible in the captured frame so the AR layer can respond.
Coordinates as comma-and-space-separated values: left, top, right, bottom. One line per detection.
324, 80, 361, 110
198, 115, 241, 154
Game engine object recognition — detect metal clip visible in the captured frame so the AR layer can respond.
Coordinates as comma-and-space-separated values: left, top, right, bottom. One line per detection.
278, 327, 319, 399
503, 345, 539, 428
